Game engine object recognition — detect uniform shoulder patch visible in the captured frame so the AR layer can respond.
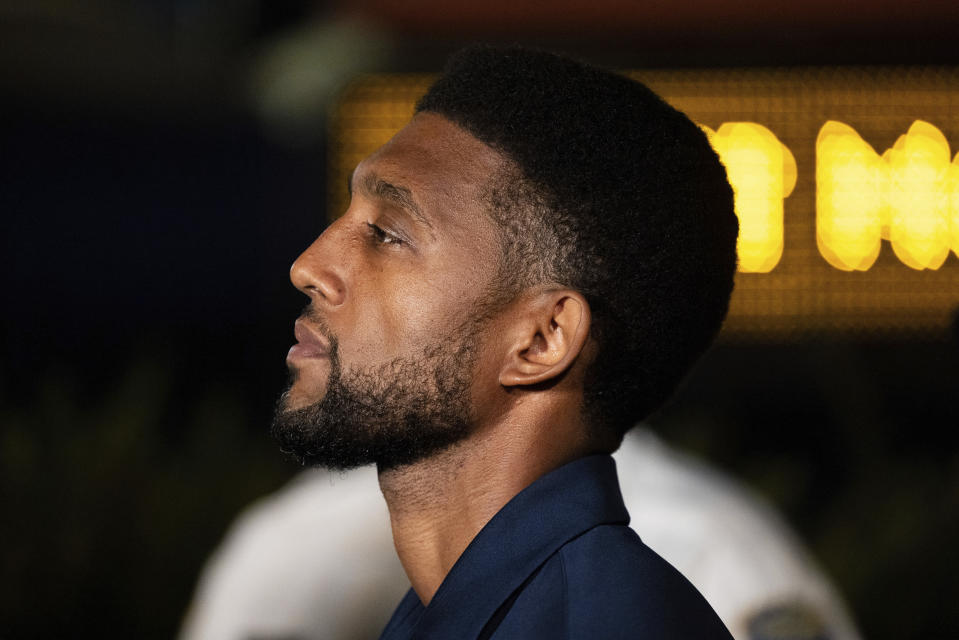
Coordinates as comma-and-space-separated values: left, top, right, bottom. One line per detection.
746, 601, 832, 640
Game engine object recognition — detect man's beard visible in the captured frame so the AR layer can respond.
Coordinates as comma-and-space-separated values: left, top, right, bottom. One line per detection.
270, 317, 480, 472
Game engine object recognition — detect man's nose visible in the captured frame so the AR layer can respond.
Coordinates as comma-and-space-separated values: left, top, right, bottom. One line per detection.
289, 225, 347, 307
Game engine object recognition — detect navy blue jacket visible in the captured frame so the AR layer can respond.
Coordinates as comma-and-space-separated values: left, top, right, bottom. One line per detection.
379, 455, 733, 639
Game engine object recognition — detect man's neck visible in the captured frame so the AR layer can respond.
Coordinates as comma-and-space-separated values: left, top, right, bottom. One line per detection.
377, 414, 593, 606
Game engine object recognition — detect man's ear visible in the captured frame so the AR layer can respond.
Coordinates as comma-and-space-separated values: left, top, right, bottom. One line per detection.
498, 290, 592, 388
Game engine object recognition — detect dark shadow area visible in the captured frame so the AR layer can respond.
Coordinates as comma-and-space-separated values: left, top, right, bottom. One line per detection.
1, 103, 319, 638
653, 337, 959, 639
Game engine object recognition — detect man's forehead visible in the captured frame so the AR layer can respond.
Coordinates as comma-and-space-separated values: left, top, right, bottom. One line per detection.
358, 113, 504, 190
349, 117, 507, 265
349, 113, 508, 235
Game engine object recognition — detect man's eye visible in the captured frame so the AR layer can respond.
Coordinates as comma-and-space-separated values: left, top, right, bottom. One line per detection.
366, 222, 403, 245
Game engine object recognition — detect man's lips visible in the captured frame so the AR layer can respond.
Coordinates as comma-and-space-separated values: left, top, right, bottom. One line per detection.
287, 318, 331, 361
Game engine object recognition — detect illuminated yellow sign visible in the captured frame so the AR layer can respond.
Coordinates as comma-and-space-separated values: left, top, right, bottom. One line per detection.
817, 120, 959, 271
703, 119, 959, 273
703, 123, 796, 273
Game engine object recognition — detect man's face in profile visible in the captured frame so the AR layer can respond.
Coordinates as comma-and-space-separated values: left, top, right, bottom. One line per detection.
272, 113, 508, 470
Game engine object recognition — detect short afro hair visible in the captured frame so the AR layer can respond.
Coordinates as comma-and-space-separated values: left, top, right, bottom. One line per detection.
416, 45, 738, 440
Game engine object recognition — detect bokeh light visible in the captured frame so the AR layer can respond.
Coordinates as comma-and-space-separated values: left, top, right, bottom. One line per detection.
704, 122, 796, 273
816, 121, 884, 271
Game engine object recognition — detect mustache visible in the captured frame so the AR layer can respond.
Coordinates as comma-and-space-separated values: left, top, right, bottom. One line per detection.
298, 304, 335, 343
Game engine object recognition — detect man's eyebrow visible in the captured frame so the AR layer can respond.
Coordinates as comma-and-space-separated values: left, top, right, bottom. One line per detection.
355, 172, 433, 230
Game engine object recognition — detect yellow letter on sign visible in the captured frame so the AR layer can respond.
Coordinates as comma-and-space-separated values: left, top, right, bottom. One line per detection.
883, 121, 953, 270
816, 121, 884, 271
704, 123, 796, 273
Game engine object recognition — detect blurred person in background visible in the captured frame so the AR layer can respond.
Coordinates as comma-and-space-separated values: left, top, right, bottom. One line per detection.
180, 427, 862, 640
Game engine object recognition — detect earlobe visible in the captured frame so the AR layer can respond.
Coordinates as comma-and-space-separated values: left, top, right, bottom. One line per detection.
498, 291, 591, 388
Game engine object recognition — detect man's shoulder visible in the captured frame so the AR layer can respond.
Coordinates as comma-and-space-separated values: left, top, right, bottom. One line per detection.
562, 524, 732, 635
493, 523, 733, 639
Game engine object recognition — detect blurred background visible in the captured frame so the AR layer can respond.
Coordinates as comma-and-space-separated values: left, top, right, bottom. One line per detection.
2, 1, 958, 638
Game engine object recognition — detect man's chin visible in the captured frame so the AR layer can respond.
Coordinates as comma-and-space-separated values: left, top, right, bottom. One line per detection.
271, 318, 480, 471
